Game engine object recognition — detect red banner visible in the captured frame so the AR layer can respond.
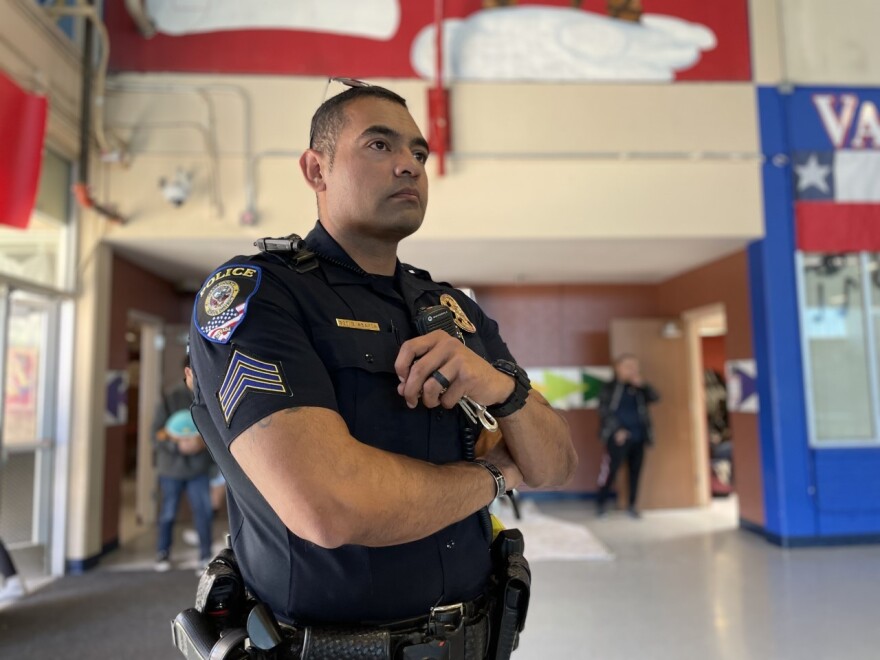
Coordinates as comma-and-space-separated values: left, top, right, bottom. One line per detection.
0, 70, 48, 229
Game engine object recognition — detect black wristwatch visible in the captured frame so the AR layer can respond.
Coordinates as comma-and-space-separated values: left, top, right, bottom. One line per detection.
487, 359, 531, 418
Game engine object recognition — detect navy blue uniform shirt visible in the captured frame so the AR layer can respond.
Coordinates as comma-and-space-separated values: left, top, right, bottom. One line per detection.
189, 221, 517, 625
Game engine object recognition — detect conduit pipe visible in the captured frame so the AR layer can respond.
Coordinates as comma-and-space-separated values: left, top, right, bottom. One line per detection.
123, 0, 157, 38
45, 0, 119, 158
105, 80, 254, 220
67, 0, 124, 223
107, 121, 224, 216
243, 150, 302, 225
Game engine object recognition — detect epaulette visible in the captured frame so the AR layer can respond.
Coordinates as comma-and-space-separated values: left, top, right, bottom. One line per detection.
402, 263, 455, 289
254, 234, 319, 273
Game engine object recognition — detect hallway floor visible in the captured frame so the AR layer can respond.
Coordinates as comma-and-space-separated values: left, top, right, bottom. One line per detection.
517, 498, 880, 660
3, 498, 879, 659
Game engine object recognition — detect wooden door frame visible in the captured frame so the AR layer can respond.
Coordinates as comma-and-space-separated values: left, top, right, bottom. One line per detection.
682, 303, 727, 508
128, 311, 164, 532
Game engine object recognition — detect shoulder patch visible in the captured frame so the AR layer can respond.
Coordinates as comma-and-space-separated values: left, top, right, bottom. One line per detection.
217, 347, 290, 427
194, 264, 262, 344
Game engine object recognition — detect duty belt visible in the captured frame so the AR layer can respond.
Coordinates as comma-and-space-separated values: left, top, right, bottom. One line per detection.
280, 596, 490, 660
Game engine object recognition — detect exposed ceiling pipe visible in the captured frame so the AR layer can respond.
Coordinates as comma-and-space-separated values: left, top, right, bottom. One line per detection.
123, 0, 157, 38
45, 0, 123, 160
244, 150, 303, 225
107, 121, 224, 216
71, 0, 124, 223
105, 80, 254, 220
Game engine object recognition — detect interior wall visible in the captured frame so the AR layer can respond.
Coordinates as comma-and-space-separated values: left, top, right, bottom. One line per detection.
780, 0, 880, 85
0, 0, 82, 158
103, 254, 192, 548
97, 74, 763, 252
474, 284, 660, 493
701, 336, 727, 376
655, 249, 763, 525
475, 249, 756, 506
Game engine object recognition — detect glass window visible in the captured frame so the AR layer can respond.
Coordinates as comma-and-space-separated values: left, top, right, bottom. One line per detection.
0, 150, 73, 290
800, 253, 875, 443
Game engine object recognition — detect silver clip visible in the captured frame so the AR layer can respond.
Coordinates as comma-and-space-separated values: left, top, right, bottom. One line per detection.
458, 396, 498, 432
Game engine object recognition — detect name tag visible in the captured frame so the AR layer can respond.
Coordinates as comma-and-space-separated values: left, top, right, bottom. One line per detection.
336, 318, 381, 332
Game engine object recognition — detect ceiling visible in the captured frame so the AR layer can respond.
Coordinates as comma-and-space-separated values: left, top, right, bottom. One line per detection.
108, 235, 752, 291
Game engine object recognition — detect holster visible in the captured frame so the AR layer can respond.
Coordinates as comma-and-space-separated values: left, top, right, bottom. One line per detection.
487, 529, 531, 660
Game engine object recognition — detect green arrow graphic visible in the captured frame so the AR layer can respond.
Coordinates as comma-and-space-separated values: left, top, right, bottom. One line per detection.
581, 373, 606, 402
538, 371, 588, 403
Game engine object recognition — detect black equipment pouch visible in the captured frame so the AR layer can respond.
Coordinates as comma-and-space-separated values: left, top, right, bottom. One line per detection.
488, 529, 531, 660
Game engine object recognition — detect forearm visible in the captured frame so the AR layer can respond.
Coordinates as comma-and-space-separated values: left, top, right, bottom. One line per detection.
332, 449, 498, 547
232, 408, 502, 549
497, 391, 576, 488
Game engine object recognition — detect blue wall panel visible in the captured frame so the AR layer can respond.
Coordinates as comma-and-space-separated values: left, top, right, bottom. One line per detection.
752, 87, 818, 540
753, 86, 880, 543
814, 451, 880, 512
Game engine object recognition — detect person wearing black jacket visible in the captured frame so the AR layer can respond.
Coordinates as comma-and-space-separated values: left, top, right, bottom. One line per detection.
596, 354, 660, 518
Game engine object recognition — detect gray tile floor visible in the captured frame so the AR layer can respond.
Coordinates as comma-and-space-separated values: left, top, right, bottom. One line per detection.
5, 497, 879, 659
517, 498, 880, 660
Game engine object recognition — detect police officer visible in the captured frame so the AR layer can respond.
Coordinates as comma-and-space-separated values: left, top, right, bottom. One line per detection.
188, 83, 576, 657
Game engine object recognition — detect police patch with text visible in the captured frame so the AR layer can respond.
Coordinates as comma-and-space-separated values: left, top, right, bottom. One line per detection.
194, 265, 262, 344
218, 348, 290, 427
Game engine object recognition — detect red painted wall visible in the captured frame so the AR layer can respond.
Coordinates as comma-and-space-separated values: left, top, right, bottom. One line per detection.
105, 0, 750, 80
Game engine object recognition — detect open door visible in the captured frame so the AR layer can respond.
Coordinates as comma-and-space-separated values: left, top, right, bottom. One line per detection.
609, 318, 700, 509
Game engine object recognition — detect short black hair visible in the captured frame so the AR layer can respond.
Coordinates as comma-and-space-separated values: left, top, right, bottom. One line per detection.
182, 354, 191, 369
309, 85, 408, 167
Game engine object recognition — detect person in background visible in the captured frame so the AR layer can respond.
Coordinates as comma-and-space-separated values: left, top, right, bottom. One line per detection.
152, 356, 214, 571
596, 354, 660, 518
0, 537, 26, 603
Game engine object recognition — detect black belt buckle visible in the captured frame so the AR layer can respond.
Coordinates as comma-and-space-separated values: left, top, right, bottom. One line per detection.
426, 602, 465, 659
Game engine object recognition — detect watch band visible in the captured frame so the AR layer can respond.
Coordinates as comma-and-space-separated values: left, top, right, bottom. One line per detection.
474, 459, 506, 500
487, 359, 531, 418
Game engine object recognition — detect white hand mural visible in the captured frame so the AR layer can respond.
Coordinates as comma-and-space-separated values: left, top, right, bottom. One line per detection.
411, 6, 716, 82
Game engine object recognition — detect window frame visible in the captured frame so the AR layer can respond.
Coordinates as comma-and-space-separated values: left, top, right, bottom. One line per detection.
797, 251, 880, 448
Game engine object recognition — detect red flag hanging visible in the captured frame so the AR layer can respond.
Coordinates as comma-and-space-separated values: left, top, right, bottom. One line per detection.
0, 70, 49, 229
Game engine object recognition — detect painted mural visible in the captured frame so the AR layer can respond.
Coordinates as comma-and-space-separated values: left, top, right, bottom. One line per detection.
788, 88, 880, 252
107, 1, 751, 81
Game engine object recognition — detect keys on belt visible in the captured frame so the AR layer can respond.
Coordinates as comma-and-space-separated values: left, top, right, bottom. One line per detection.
457, 396, 498, 432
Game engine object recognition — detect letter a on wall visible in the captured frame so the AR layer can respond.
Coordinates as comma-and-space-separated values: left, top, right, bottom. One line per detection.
0, 71, 48, 229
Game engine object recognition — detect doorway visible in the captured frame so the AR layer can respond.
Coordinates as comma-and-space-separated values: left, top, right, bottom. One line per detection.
0, 287, 64, 586
683, 304, 739, 521
117, 313, 164, 547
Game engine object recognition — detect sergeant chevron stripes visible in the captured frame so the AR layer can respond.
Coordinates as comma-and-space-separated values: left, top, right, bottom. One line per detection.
218, 349, 290, 426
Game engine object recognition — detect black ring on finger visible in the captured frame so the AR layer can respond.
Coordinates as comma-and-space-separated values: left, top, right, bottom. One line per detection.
432, 370, 451, 391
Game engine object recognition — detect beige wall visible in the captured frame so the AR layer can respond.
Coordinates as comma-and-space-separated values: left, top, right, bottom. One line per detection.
98, 75, 764, 248
780, 0, 880, 85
